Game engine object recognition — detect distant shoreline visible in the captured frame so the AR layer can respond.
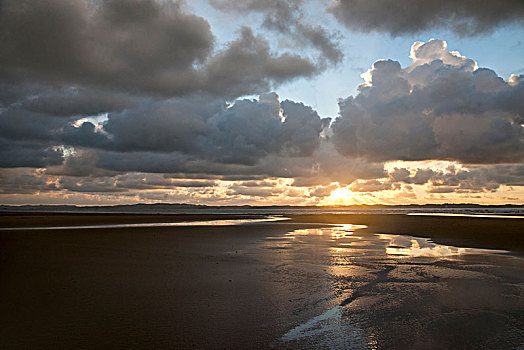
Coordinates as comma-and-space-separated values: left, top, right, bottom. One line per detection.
1, 202, 523, 215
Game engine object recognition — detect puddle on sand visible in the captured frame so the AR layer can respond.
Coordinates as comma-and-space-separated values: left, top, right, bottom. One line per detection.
280, 305, 366, 349
0, 216, 289, 231
379, 234, 509, 258
268, 223, 520, 348
267, 223, 510, 259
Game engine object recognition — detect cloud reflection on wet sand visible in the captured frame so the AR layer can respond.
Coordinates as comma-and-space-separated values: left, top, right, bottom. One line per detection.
263, 223, 523, 348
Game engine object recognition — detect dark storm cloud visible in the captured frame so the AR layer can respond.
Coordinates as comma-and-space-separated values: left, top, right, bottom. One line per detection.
53, 92, 328, 169
1, 51, 325, 177
0, 140, 63, 168
103, 98, 214, 153
0, 0, 331, 189
332, 40, 524, 164
58, 177, 127, 193
55, 172, 217, 193
204, 27, 317, 98
1, 80, 136, 121
1, 0, 211, 95
210, 0, 343, 65
21, 87, 134, 117
0, 109, 66, 142
1, 0, 319, 99
329, 0, 524, 36
201, 92, 328, 164
45, 150, 115, 177
0, 167, 220, 195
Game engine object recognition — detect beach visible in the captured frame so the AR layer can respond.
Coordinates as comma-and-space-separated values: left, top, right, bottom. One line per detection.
1, 213, 523, 348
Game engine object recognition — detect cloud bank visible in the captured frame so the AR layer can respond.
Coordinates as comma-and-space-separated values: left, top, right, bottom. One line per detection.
1, 38, 523, 201
0, 0, 522, 204
329, 0, 524, 36
210, 0, 343, 65
1, 0, 319, 99
332, 39, 524, 164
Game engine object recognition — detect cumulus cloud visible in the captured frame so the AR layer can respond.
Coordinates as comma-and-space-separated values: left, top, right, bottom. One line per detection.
0, 140, 63, 168
1, 0, 211, 95
76, 92, 329, 166
1, 29, 523, 203
329, 0, 524, 36
0, 89, 340, 179
332, 39, 524, 164
210, 0, 343, 65
0, 0, 319, 100
203, 27, 317, 98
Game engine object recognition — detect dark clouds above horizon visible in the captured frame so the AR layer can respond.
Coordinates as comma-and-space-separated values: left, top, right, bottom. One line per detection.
1, 0, 523, 204
1, 0, 320, 98
329, 0, 524, 36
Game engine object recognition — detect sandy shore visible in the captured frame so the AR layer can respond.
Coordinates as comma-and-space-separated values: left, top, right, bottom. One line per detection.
2, 212, 523, 253
0, 212, 268, 228
1, 213, 523, 348
0, 221, 320, 348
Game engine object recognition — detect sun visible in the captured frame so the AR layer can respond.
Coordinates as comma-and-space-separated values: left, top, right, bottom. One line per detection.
323, 186, 358, 205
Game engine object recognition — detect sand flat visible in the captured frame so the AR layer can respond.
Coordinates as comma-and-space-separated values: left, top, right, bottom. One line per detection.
1, 213, 523, 348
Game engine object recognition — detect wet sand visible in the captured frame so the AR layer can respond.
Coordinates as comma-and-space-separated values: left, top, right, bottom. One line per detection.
1, 213, 523, 348
287, 213, 524, 255
2, 212, 524, 253
0, 222, 316, 348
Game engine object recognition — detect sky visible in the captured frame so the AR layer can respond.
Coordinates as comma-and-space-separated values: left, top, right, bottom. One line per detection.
1, 0, 523, 206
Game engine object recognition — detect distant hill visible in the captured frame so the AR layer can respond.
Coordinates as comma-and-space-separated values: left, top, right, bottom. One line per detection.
1, 203, 522, 214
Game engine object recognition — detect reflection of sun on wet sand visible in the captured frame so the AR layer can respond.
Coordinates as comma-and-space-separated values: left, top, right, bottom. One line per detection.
287, 213, 524, 254
269, 223, 524, 348
0, 212, 523, 348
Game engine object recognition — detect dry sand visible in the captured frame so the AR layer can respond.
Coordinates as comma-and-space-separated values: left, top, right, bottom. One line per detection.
0, 213, 523, 348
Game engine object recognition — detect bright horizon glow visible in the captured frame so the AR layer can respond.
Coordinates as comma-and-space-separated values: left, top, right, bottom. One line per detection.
323, 186, 358, 205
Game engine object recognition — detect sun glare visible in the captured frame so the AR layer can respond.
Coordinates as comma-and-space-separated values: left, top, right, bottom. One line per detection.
324, 186, 356, 205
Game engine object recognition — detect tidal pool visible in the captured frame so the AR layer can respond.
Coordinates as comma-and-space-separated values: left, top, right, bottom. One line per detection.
262, 224, 524, 349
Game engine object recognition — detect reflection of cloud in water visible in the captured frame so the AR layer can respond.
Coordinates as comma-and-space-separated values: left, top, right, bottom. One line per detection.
379, 234, 508, 257
280, 305, 366, 348
270, 223, 517, 347
267, 223, 508, 258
